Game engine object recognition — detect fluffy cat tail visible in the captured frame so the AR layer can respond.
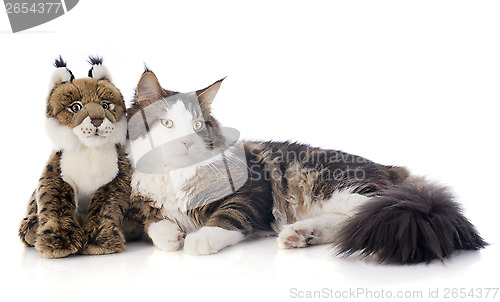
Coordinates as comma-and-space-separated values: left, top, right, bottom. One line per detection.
332, 179, 487, 264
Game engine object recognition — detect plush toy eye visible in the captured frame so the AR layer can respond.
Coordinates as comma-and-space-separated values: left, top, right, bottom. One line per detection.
101, 101, 114, 110
68, 102, 83, 113
193, 121, 204, 131
161, 119, 174, 128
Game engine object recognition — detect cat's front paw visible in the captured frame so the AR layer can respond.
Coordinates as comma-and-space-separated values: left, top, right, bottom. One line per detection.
184, 227, 244, 255
148, 220, 184, 252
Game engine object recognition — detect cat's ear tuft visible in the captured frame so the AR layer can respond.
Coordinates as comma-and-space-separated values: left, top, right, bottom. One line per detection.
49, 55, 74, 90
143, 63, 153, 73
196, 77, 225, 111
135, 70, 163, 108
87, 55, 112, 81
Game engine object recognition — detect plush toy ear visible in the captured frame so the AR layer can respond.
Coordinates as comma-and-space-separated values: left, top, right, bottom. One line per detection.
49, 55, 74, 90
196, 77, 225, 112
134, 69, 163, 108
87, 55, 112, 81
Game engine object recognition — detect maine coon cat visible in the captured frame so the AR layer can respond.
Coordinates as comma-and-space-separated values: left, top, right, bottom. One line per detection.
128, 70, 486, 264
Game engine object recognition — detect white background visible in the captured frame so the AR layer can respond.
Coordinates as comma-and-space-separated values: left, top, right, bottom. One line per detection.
1, 1, 499, 301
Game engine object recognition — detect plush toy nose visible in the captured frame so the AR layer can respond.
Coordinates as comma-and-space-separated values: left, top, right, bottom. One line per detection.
91, 118, 103, 127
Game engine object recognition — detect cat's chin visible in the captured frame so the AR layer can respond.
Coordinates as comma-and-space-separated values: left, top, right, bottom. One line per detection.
164, 155, 199, 170
163, 149, 215, 170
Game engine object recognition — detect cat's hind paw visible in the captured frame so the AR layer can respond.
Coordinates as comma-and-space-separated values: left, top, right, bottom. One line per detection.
277, 225, 312, 249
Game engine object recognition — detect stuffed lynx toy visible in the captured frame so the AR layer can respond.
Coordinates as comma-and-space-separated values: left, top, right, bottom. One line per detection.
18, 56, 142, 258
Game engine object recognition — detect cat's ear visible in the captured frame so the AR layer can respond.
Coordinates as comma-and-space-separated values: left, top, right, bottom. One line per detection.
196, 78, 225, 111
134, 70, 163, 108
87, 55, 112, 81
49, 55, 74, 90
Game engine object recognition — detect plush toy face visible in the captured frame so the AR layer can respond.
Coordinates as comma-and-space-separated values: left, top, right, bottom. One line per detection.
45, 60, 127, 149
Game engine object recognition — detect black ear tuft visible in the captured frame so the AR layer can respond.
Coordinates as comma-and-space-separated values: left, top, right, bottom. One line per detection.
143, 63, 153, 73
53, 55, 67, 68
88, 55, 103, 77
87, 55, 104, 66
49, 55, 75, 89
87, 55, 112, 81
52, 55, 74, 81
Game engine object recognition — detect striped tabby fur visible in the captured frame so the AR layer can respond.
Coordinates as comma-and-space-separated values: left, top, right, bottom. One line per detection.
129, 70, 486, 263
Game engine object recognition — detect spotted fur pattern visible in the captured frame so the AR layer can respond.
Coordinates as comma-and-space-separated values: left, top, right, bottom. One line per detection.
20, 152, 82, 258
18, 57, 143, 258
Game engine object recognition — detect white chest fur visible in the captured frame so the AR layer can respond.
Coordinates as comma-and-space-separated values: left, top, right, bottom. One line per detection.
60, 143, 119, 220
131, 169, 200, 233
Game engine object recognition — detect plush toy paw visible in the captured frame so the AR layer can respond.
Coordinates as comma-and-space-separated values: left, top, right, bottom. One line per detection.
148, 220, 184, 252
82, 224, 125, 255
81, 244, 122, 255
122, 216, 144, 241
184, 227, 244, 255
19, 215, 38, 247
35, 218, 83, 258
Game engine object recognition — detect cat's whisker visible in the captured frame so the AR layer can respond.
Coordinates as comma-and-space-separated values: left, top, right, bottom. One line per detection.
223, 156, 249, 175
206, 162, 226, 180
213, 163, 228, 180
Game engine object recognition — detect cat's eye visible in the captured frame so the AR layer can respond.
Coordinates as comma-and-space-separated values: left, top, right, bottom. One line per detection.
68, 102, 83, 113
101, 101, 114, 110
193, 121, 204, 131
161, 119, 174, 128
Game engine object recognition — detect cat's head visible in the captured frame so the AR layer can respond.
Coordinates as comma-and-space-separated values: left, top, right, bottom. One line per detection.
46, 56, 127, 150
128, 70, 226, 171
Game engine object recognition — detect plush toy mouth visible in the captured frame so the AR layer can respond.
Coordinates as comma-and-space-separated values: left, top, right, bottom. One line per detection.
94, 131, 107, 137
84, 130, 109, 139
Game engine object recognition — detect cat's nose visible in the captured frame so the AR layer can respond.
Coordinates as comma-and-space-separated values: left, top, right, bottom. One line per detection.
182, 141, 193, 150
91, 118, 103, 128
